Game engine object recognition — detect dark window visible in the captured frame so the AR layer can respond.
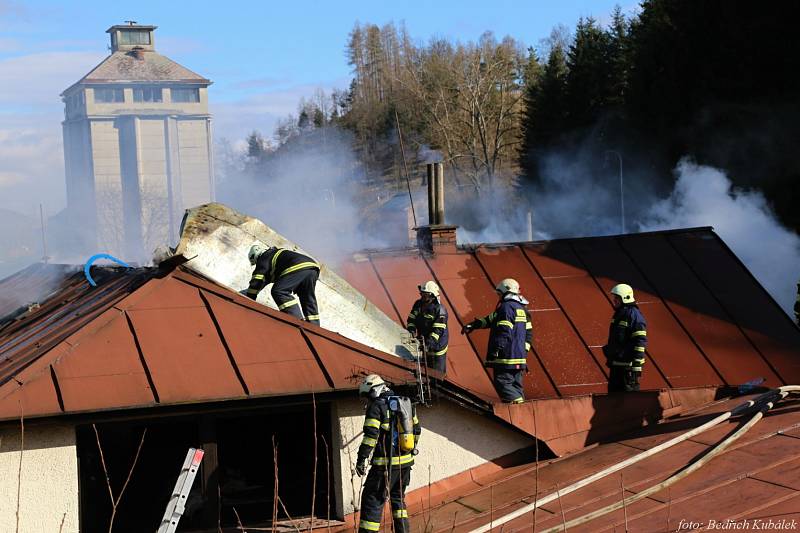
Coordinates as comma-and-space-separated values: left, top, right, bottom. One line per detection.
171, 88, 200, 103
133, 87, 163, 103
119, 30, 151, 45
94, 87, 124, 103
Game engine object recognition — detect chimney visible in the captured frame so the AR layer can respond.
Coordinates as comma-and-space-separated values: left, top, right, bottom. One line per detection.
417, 162, 458, 253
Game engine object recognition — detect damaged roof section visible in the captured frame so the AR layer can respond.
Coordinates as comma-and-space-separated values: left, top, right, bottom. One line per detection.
0, 263, 419, 422
339, 227, 800, 401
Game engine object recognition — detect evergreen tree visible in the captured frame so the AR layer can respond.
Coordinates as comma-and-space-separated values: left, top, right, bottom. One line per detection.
518, 47, 542, 178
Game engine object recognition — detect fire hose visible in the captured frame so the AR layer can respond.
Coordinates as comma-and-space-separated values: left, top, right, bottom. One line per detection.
468, 386, 800, 533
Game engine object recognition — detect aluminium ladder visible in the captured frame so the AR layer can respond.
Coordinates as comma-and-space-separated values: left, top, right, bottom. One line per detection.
157, 447, 205, 533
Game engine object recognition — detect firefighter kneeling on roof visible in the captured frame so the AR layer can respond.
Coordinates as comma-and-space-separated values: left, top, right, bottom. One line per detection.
602, 283, 648, 392
245, 244, 321, 325
462, 278, 532, 404
355, 374, 421, 533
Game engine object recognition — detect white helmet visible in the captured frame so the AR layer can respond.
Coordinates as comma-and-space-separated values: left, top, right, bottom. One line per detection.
610, 283, 635, 303
248, 243, 269, 265
496, 278, 520, 295
358, 374, 385, 397
418, 280, 440, 298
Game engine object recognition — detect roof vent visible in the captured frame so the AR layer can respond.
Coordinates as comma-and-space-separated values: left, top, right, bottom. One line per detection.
130, 46, 145, 60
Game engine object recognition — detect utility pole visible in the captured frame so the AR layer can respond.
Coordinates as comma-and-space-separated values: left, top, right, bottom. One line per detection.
605, 150, 625, 234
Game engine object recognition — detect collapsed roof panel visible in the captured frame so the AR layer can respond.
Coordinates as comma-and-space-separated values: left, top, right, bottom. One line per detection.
174, 203, 415, 359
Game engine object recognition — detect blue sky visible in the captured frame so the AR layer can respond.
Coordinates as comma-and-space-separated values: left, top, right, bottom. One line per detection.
0, 0, 635, 215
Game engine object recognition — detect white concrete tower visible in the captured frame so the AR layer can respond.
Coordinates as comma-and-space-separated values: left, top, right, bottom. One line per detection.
61, 22, 214, 260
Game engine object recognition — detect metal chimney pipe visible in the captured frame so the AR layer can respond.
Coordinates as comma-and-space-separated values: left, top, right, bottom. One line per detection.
426, 163, 436, 225
434, 162, 445, 225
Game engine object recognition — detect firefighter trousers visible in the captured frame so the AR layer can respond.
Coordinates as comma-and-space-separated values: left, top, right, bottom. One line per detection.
493, 368, 524, 403
270, 268, 320, 325
358, 466, 411, 533
608, 367, 640, 392
425, 353, 447, 374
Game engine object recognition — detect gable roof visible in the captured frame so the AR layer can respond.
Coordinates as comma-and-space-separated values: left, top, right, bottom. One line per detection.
0, 263, 418, 422
338, 227, 800, 402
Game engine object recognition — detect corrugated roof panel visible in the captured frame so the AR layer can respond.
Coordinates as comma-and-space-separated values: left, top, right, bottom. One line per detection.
668, 231, 800, 384
336, 260, 400, 322
203, 291, 331, 395
54, 309, 154, 412
621, 234, 783, 386
126, 278, 246, 403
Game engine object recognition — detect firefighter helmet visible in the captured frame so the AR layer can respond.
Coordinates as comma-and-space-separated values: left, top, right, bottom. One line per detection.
358, 374, 385, 397
610, 283, 635, 303
496, 278, 520, 295
418, 280, 440, 297
248, 243, 268, 265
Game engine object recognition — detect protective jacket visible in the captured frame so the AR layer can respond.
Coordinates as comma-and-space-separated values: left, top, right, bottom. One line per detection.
357, 390, 421, 469
468, 295, 532, 369
246, 248, 319, 298
406, 298, 449, 357
604, 303, 647, 372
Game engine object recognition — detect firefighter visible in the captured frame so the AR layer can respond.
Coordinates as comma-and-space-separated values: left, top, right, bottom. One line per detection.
461, 278, 532, 404
602, 283, 648, 392
355, 374, 421, 533
245, 244, 321, 325
406, 281, 449, 373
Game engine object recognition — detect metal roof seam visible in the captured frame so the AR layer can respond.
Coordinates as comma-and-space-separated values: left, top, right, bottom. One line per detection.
617, 236, 728, 384
123, 311, 160, 404
367, 256, 404, 322
665, 234, 786, 386
49, 365, 65, 413
298, 329, 336, 389
197, 288, 250, 396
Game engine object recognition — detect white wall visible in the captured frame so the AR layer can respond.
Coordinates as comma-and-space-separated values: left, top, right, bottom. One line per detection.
333, 397, 532, 517
0, 423, 79, 533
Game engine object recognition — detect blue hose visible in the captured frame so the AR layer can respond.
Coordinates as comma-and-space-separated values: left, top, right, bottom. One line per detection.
84, 253, 132, 287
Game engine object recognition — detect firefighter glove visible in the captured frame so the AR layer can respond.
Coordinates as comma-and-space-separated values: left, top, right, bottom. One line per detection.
355, 458, 367, 477
461, 324, 473, 335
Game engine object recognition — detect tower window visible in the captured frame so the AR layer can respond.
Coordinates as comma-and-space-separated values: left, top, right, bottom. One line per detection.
94, 87, 124, 103
172, 88, 200, 103
119, 30, 151, 46
133, 87, 163, 103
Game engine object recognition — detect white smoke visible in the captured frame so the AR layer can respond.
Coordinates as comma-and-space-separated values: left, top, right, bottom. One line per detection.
639, 158, 800, 314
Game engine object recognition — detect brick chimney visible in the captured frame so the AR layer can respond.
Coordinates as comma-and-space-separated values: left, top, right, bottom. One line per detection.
416, 162, 457, 253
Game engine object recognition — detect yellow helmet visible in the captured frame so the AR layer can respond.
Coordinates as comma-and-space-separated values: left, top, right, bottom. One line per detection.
418, 280, 440, 297
610, 283, 635, 303
496, 278, 520, 295
358, 374, 385, 397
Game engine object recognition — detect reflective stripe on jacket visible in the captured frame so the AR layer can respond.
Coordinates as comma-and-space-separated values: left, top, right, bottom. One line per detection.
357, 391, 422, 468
406, 298, 449, 356
469, 297, 532, 369
246, 248, 320, 298
605, 303, 648, 371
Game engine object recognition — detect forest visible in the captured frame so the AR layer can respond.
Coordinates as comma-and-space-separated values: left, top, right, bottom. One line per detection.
220, 0, 800, 241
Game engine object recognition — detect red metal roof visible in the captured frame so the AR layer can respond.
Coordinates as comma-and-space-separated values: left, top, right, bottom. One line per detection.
0, 264, 418, 421
338, 228, 800, 401
396, 392, 800, 532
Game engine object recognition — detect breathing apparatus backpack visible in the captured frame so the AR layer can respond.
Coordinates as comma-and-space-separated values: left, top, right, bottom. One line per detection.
388, 396, 415, 453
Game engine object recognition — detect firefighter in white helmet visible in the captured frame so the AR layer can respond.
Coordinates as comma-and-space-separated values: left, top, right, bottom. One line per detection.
355, 374, 421, 533
602, 283, 648, 392
461, 278, 532, 403
245, 243, 321, 325
405, 281, 449, 373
